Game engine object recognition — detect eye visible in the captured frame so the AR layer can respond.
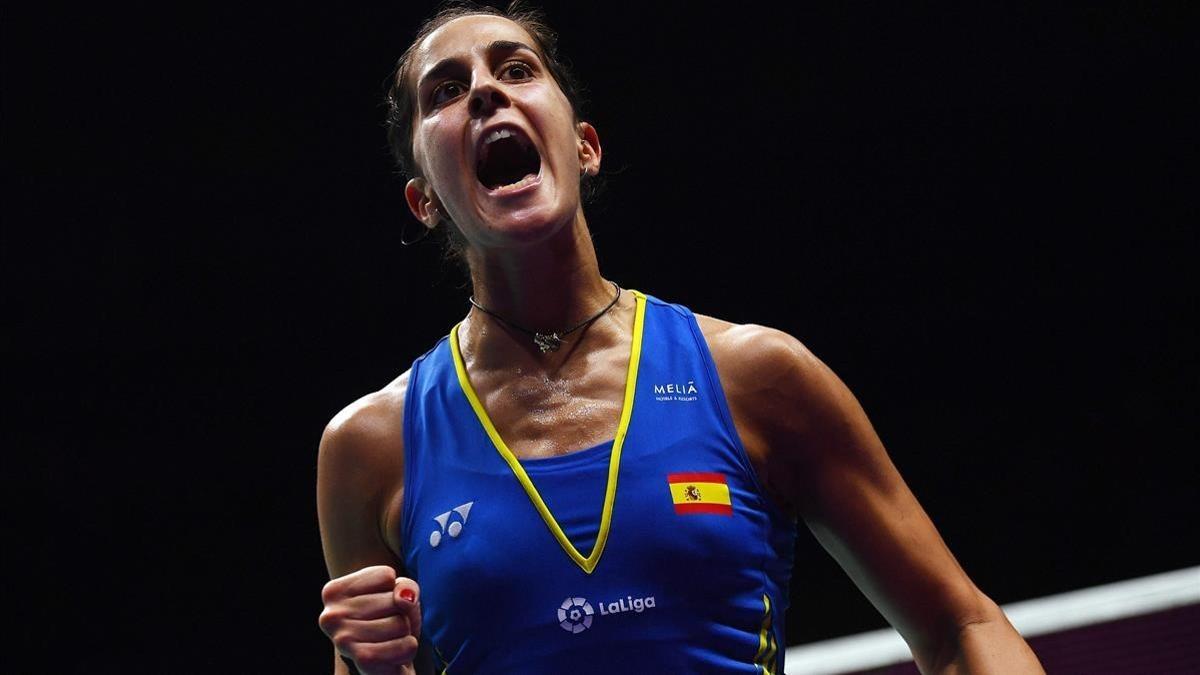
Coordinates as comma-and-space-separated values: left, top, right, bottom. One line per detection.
500, 61, 533, 81
430, 81, 467, 107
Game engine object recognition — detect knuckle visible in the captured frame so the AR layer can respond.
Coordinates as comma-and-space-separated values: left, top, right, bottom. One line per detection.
354, 636, 418, 669
375, 615, 408, 641
332, 630, 360, 654
365, 565, 397, 583
353, 645, 386, 669
399, 635, 420, 659
321, 576, 351, 604
317, 607, 345, 633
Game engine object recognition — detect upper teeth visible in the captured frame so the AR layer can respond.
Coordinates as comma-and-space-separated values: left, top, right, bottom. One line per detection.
484, 128, 514, 145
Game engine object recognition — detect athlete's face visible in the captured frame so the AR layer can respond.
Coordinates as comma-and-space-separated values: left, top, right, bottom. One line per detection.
403, 15, 601, 250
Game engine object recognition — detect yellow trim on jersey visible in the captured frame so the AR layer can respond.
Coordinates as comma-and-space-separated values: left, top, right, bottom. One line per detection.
755, 594, 778, 674
668, 481, 732, 506
431, 642, 450, 675
449, 290, 646, 575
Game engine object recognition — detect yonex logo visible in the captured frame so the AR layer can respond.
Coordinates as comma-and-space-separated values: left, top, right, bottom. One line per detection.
558, 597, 594, 633
429, 501, 474, 548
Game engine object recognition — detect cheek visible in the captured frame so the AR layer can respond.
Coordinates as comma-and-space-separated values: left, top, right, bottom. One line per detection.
517, 85, 578, 154
417, 120, 468, 191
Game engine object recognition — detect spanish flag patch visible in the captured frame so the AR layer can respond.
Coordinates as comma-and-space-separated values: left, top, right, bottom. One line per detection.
667, 472, 732, 516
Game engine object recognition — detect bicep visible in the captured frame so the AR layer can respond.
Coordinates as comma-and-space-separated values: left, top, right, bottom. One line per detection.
317, 404, 406, 579
317, 384, 428, 674
318, 419, 406, 675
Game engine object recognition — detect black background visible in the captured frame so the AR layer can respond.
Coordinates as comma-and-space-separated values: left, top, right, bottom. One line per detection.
6, 3, 1196, 672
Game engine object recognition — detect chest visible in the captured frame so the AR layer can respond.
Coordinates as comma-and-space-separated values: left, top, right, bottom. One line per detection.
469, 350, 630, 460
394, 301, 798, 670
403, 417, 780, 669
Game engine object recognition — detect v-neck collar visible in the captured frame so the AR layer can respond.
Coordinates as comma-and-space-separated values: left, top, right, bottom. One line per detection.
448, 290, 647, 574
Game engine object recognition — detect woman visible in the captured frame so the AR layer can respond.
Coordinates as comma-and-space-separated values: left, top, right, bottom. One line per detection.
317, 4, 1044, 674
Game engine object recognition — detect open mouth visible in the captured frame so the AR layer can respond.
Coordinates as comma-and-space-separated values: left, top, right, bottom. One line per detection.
476, 127, 542, 191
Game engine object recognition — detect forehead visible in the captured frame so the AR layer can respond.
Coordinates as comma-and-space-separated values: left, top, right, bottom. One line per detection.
413, 15, 539, 71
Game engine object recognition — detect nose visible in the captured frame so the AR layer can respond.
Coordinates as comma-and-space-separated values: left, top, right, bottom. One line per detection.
468, 73, 510, 118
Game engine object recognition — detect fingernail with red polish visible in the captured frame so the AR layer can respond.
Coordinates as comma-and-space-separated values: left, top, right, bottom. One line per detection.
400, 588, 416, 602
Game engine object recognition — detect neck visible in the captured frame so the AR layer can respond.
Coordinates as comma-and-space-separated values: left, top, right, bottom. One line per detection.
464, 213, 613, 336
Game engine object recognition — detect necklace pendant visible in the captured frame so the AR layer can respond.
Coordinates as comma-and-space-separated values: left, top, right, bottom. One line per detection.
534, 332, 562, 353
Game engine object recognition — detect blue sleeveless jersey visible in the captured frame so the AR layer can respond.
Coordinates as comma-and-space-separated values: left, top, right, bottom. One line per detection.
402, 291, 796, 673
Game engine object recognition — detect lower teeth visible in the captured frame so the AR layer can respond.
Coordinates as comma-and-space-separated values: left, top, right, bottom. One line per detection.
498, 173, 536, 190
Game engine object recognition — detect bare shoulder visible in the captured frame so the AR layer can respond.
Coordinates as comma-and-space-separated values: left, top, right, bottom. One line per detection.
695, 312, 863, 442
694, 314, 813, 363
694, 314, 842, 512
693, 313, 826, 403
317, 370, 411, 577
321, 370, 410, 465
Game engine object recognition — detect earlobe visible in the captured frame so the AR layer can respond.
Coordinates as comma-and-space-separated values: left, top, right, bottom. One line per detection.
404, 177, 442, 229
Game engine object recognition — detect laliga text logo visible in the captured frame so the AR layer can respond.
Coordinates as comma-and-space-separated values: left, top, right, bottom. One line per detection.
557, 593, 657, 633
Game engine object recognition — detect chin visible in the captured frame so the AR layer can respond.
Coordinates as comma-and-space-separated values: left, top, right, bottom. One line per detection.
473, 182, 579, 247
481, 206, 573, 247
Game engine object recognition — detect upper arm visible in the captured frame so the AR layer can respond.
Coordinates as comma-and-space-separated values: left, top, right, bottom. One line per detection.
317, 372, 440, 675
317, 377, 411, 675
317, 375, 409, 580
707, 324, 1001, 664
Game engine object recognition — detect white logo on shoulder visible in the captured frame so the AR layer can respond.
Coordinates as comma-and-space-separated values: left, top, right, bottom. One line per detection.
653, 379, 699, 402
429, 501, 474, 549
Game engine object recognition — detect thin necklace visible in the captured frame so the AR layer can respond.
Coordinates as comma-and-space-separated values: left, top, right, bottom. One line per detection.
468, 281, 621, 353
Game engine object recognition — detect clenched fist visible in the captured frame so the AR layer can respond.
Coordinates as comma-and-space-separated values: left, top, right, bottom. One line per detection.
320, 566, 422, 675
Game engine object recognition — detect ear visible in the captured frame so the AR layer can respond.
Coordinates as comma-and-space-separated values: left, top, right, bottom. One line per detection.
404, 177, 443, 229
577, 122, 602, 176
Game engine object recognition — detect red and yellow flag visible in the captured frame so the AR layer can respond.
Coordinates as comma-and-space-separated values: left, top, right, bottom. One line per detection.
666, 472, 732, 516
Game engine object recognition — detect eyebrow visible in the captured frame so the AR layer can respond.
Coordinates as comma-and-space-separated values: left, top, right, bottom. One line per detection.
417, 40, 539, 92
